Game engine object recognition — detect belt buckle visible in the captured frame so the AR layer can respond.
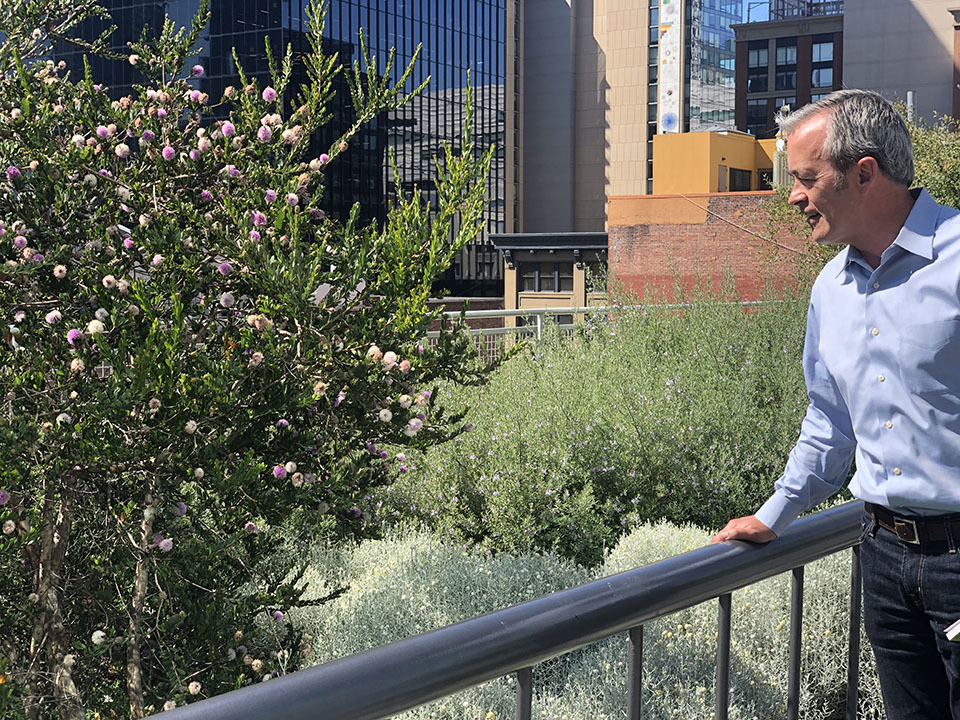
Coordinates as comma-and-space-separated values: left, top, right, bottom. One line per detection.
894, 517, 920, 544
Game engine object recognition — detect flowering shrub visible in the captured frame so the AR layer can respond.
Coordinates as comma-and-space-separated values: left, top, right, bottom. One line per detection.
0, 1, 493, 717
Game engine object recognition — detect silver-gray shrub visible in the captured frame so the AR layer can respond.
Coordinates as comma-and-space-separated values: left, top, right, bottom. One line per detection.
297, 522, 882, 719
777, 89, 914, 187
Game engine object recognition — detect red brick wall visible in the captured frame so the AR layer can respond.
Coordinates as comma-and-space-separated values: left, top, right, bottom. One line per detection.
609, 192, 807, 302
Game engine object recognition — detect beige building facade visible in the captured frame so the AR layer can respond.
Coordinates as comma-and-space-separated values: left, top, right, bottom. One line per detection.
843, 0, 957, 123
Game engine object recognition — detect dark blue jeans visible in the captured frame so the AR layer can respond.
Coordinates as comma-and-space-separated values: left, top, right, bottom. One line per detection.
860, 511, 960, 719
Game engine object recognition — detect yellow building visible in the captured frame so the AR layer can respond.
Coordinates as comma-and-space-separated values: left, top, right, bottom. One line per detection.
652, 132, 778, 195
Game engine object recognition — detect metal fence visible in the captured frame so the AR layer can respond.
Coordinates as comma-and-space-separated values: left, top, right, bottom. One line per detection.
157, 501, 865, 720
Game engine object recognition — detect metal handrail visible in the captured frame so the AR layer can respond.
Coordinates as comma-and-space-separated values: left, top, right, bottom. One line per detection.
158, 501, 864, 720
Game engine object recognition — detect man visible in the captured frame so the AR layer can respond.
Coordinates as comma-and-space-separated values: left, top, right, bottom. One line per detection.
712, 89, 960, 719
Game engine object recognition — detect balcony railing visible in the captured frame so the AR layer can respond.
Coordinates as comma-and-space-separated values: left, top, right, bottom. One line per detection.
156, 501, 865, 720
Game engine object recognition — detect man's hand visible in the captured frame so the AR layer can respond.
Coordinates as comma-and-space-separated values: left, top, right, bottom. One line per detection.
711, 516, 776, 544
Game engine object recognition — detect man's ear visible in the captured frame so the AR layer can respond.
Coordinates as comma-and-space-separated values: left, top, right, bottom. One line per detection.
856, 156, 880, 190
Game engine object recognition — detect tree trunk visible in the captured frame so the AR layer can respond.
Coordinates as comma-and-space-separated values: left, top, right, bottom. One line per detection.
24, 474, 85, 719
125, 492, 154, 719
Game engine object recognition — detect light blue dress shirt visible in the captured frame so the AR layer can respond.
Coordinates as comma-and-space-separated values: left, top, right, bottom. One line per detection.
756, 188, 960, 536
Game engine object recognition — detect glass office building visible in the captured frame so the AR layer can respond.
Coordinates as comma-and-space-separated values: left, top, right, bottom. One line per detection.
55, 0, 509, 296
686, 0, 740, 130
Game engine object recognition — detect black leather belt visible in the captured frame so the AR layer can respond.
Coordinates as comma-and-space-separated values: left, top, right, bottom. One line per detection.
865, 502, 960, 545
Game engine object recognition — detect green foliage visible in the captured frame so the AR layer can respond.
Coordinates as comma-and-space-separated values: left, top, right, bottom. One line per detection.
0, 1, 495, 716
373, 282, 814, 567
907, 109, 960, 208
298, 522, 883, 720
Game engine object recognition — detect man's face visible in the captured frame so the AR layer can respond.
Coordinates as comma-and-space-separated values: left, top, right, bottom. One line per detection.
786, 113, 859, 246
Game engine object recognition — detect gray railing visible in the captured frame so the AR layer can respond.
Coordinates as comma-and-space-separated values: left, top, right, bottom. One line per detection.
158, 501, 865, 720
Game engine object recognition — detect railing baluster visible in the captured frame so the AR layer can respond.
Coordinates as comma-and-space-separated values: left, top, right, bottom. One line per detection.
716, 593, 732, 720
846, 545, 862, 720
787, 566, 805, 720
515, 666, 532, 720
627, 626, 643, 720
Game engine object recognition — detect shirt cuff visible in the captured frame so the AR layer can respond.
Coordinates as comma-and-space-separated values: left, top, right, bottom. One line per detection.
755, 492, 805, 537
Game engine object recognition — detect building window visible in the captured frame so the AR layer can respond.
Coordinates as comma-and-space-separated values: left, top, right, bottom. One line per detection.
775, 38, 797, 91
747, 98, 768, 137
747, 40, 768, 93
519, 262, 575, 293
811, 34, 834, 89
811, 92, 830, 102
775, 96, 796, 113
729, 168, 752, 191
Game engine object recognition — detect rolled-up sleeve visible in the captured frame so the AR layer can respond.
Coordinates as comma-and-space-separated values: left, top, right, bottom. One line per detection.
755, 300, 857, 536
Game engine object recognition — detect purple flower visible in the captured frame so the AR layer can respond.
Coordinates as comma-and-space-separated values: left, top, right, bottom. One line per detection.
200, 189, 213, 203
272, 465, 287, 479
334, 390, 346, 407
151, 254, 163, 266
276, 419, 289, 429
66, 328, 82, 345
319, 153, 329, 164
257, 126, 272, 143
189, 149, 200, 161
249, 230, 261, 241
262, 87, 277, 102
152, 534, 164, 547
95, 125, 111, 139
273, 610, 284, 622
192, 64, 205, 77
6, 166, 20, 181
31, 253, 44, 263
174, 501, 187, 516
286, 193, 299, 207
158, 537, 173, 552
264, 189, 277, 203
140, 129, 155, 144
189, 90, 201, 103
351, 507, 362, 518
225, 165, 240, 178
0, 489, 9, 505
244, 521, 257, 534
13, 235, 26, 250
222, 121, 236, 137
218, 262, 233, 275
157, 108, 167, 119
161, 146, 175, 161
123, 237, 134, 249
250, 211, 267, 227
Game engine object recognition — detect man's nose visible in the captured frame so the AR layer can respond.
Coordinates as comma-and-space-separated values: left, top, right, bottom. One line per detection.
787, 178, 804, 207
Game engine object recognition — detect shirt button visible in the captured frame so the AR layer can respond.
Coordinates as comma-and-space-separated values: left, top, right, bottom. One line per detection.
885, 421, 893, 429
877, 375, 885, 382
873, 282, 880, 289
871, 328, 880, 336
893, 467, 902, 476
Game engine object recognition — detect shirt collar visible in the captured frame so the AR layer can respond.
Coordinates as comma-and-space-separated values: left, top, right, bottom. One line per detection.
837, 187, 938, 276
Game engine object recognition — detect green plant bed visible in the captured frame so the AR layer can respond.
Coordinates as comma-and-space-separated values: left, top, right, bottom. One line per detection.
372, 284, 814, 566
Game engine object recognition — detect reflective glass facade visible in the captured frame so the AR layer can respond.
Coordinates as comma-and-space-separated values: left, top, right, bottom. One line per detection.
685, 0, 741, 130
54, 0, 509, 296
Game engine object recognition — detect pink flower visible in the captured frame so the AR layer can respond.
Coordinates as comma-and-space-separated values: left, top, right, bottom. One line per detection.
66, 328, 82, 345
189, 149, 200, 161
45, 309, 62, 324
189, 90, 201, 102
192, 64, 205, 77
161, 146, 175, 161
262, 87, 277, 102
273, 610, 284, 622
319, 153, 329, 164
249, 230, 261, 241
272, 465, 287, 479
6, 166, 21, 181
244, 521, 257, 534
222, 121, 236, 137
250, 211, 267, 226
151, 254, 163, 266
123, 237, 134, 249
158, 537, 173, 552
264, 189, 277, 203
286, 193, 299, 207
95, 125, 111, 139
257, 126, 272, 143
200, 189, 213, 202
102, 274, 117, 289
157, 108, 167, 119
276, 419, 289, 429
13, 235, 26, 250
140, 129, 155, 144
218, 262, 233, 275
